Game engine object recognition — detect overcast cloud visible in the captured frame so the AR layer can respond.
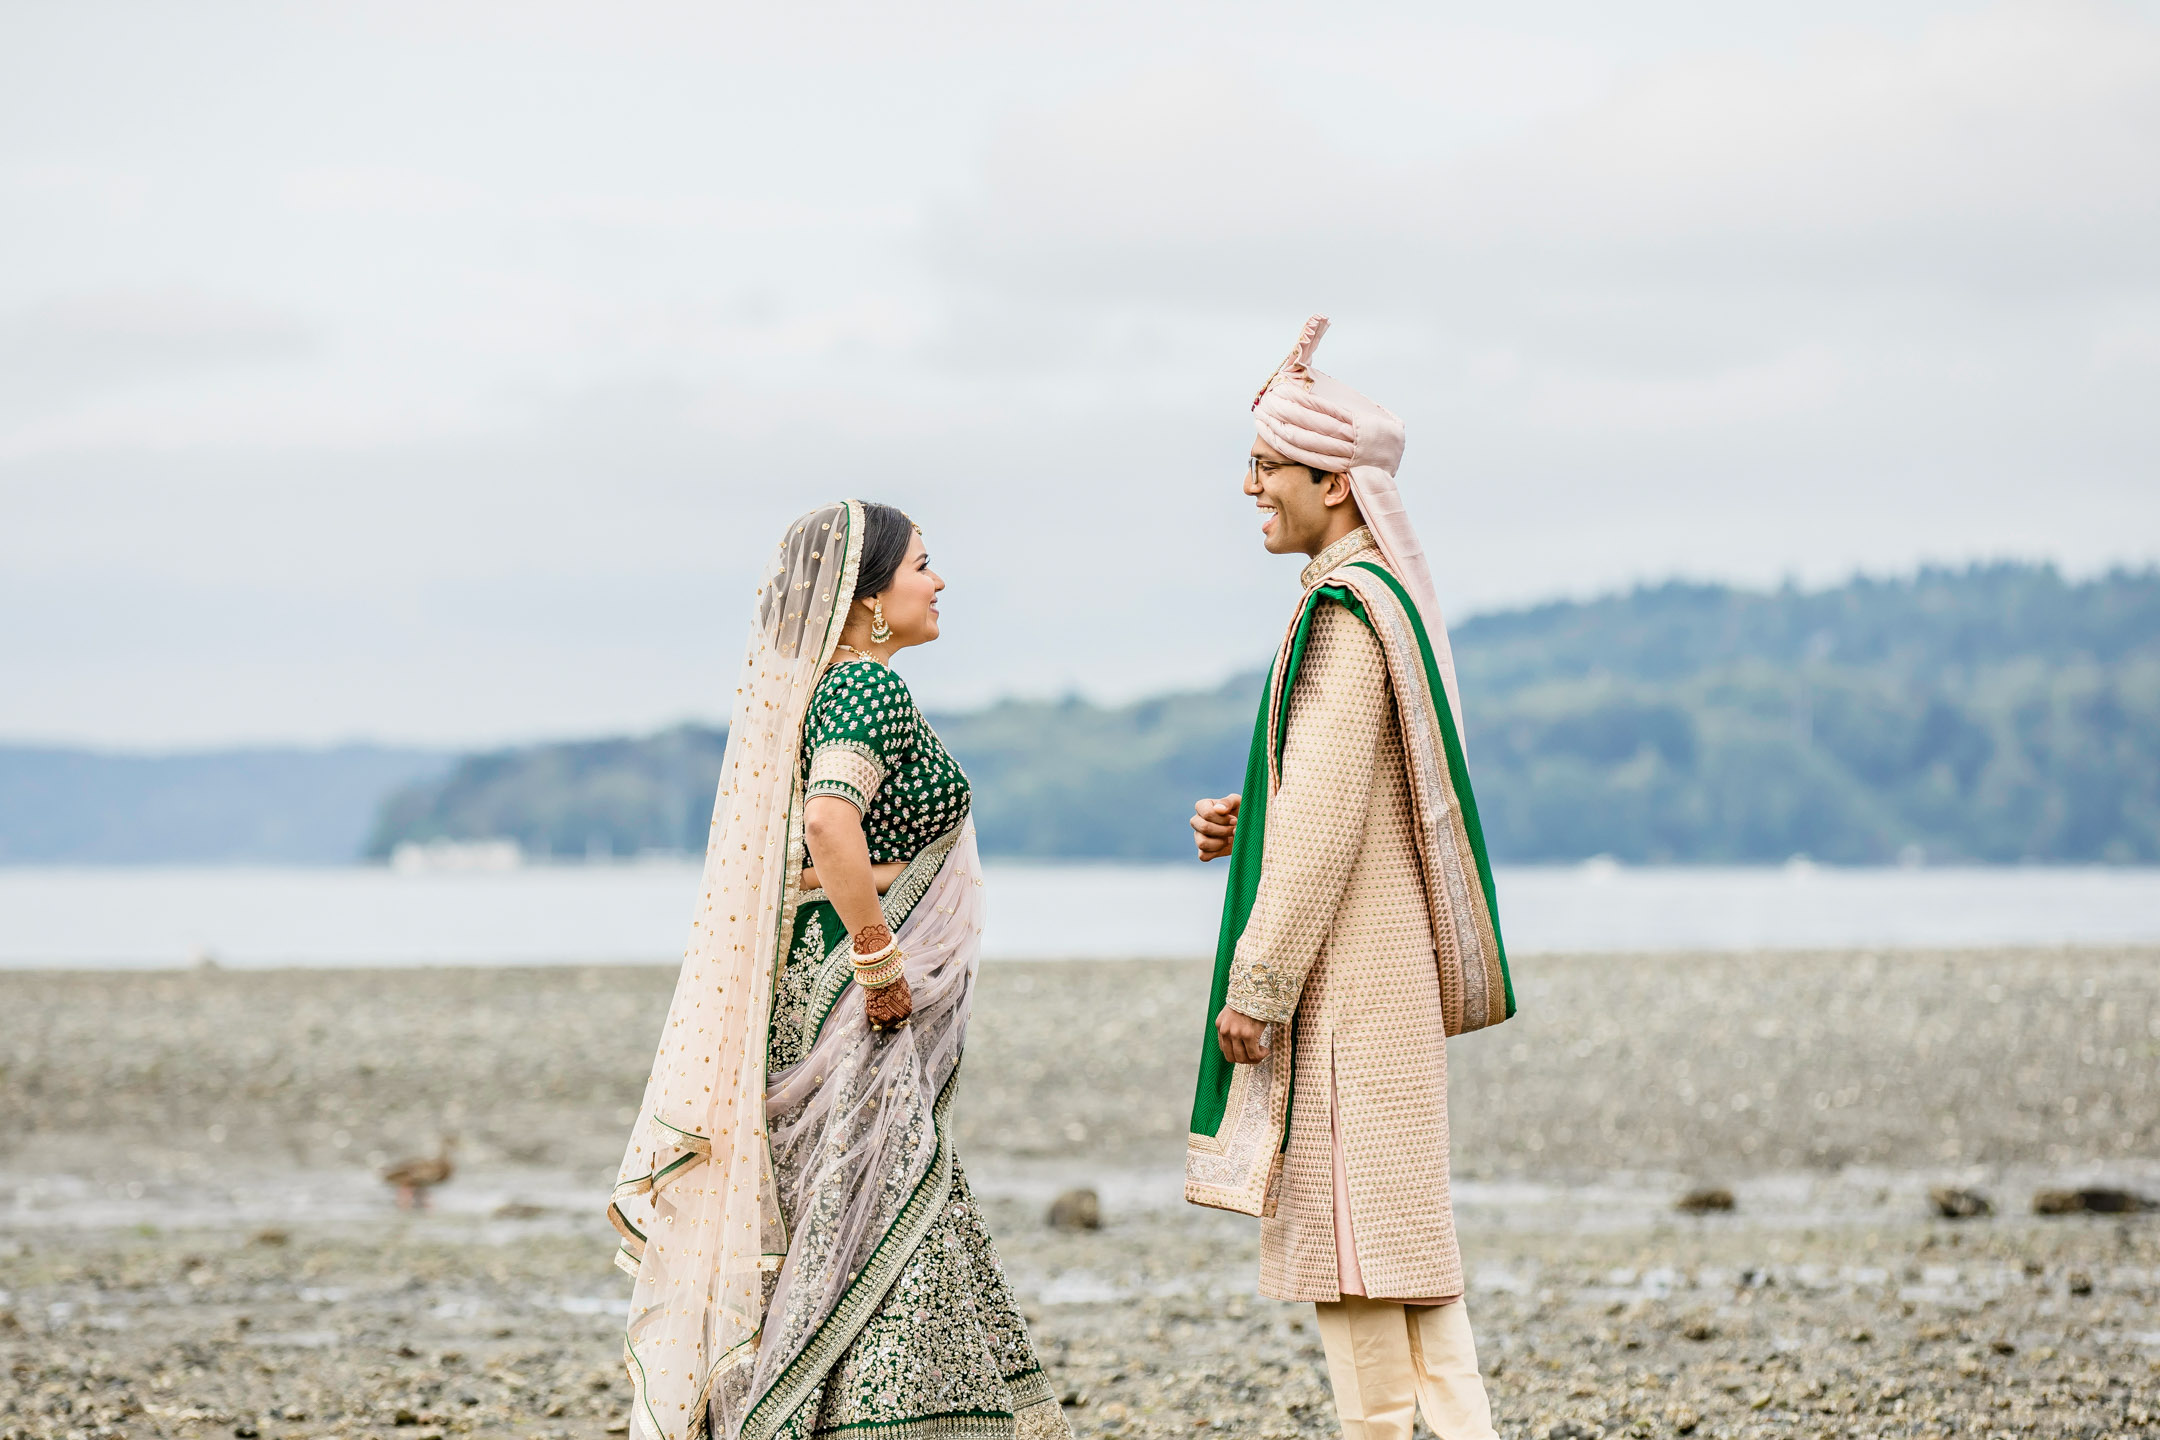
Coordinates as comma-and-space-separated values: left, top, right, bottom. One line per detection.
3, 0, 2156, 747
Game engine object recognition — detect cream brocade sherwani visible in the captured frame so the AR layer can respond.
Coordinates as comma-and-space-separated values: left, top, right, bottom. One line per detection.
1225, 530, 1459, 1305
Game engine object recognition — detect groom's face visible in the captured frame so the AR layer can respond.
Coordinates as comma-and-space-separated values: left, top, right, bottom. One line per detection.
1245, 437, 1346, 556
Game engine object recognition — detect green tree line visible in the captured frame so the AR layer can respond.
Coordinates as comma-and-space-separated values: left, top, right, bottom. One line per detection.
367, 563, 2160, 864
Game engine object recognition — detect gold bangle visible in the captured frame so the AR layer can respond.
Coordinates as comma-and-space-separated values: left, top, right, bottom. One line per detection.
851, 945, 902, 993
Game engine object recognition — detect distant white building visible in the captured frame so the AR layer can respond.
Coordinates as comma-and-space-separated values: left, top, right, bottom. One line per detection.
389, 837, 524, 874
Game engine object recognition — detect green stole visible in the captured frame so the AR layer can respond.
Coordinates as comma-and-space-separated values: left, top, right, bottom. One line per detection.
1184, 558, 1513, 1218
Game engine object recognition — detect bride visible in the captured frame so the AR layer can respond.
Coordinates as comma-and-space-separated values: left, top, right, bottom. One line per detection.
608, 501, 1070, 1440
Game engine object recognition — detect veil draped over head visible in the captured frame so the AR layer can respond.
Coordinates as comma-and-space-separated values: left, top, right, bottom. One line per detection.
610, 501, 865, 1440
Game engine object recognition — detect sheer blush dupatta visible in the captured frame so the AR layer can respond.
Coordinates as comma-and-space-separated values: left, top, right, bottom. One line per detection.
610, 501, 862, 1440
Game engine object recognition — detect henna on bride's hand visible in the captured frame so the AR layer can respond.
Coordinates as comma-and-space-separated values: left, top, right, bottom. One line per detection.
863, 973, 914, 1031
854, 921, 894, 954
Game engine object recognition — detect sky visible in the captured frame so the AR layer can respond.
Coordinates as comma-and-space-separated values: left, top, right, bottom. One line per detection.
3, 0, 2157, 749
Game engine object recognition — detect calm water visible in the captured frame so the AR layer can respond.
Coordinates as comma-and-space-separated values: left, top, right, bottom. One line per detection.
3, 861, 2159, 968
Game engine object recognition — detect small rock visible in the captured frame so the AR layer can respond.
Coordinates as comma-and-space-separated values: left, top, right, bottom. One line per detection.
492, 1200, 549, 1220
1928, 1186, 1991, 1219
1990, 1338, 2016, 1356
2034, 1186, 2156, 1215
1545, 1423, 1594, 1440
249, 1227, 290, 1247
1675, 1187, 1734, 1214
1671, 1407, 1700, 1435
2067, 1270, 2093, 1295
1681, 1318, 1717, 1342
1047, 1187, 1101, 1231
1060, 1390, 1088, 1408
607, 1422, 630, 1436
234, 1426, 259, 1439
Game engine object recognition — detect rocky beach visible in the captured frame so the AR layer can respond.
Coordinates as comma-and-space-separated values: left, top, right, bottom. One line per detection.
4, 948, 2157, 1440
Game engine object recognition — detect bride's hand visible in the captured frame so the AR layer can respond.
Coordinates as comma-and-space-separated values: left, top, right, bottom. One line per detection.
864, 974, 913, 1031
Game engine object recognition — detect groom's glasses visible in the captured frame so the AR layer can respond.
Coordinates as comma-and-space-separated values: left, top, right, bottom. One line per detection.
1248, 456, 1313, 485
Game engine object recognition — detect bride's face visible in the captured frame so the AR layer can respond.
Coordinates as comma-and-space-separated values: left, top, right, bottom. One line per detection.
872, 529, 943, 648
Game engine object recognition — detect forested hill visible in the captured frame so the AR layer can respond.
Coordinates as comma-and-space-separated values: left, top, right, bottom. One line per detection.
366, 562, 2160, 865
1457, 564, 2159, 863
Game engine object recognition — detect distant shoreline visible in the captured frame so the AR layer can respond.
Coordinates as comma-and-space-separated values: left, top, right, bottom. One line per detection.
5, 862, 2160, 969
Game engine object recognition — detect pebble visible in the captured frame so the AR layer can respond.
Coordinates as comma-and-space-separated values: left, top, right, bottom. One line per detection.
1928, 1185, 1993, 1218
1048, 1188, 1103, 1231
2034, 1185, 2154, 1215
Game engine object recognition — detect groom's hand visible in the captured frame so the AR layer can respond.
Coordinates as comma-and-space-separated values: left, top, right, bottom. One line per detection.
1216, 1006, 1269, 1065
1191, 795, 1240, 861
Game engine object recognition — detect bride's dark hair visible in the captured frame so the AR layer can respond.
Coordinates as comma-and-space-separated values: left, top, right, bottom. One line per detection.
853, 503, 914, 600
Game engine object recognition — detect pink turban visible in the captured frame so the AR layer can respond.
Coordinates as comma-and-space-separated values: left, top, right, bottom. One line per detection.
1253, 314, 1464, 727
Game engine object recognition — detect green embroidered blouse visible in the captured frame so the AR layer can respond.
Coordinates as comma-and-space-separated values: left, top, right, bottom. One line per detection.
771, 657, 970, 1070
799, 657, 971, 863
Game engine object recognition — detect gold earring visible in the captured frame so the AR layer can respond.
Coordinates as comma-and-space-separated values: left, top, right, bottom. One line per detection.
869, 597, 892, 644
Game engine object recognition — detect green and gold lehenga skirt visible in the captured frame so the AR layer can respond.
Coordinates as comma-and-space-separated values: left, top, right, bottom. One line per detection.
749, 822, 1069, 1440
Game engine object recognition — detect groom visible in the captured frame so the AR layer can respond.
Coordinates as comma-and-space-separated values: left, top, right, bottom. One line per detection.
1185, 317, 1513, 1440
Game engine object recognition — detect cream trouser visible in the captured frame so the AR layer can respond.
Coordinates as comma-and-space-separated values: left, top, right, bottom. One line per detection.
1312, 1295, 1498, 1440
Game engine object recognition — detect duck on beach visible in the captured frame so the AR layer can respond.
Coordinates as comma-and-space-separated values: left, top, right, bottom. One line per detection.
381, 1135, 457, 1210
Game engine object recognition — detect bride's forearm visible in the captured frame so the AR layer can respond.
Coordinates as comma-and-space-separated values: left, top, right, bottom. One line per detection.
799, 859, 905, 895
802, 797, 887, 941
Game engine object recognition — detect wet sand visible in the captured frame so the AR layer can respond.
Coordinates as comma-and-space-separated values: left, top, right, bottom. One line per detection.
4, 948, 2157, 1439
